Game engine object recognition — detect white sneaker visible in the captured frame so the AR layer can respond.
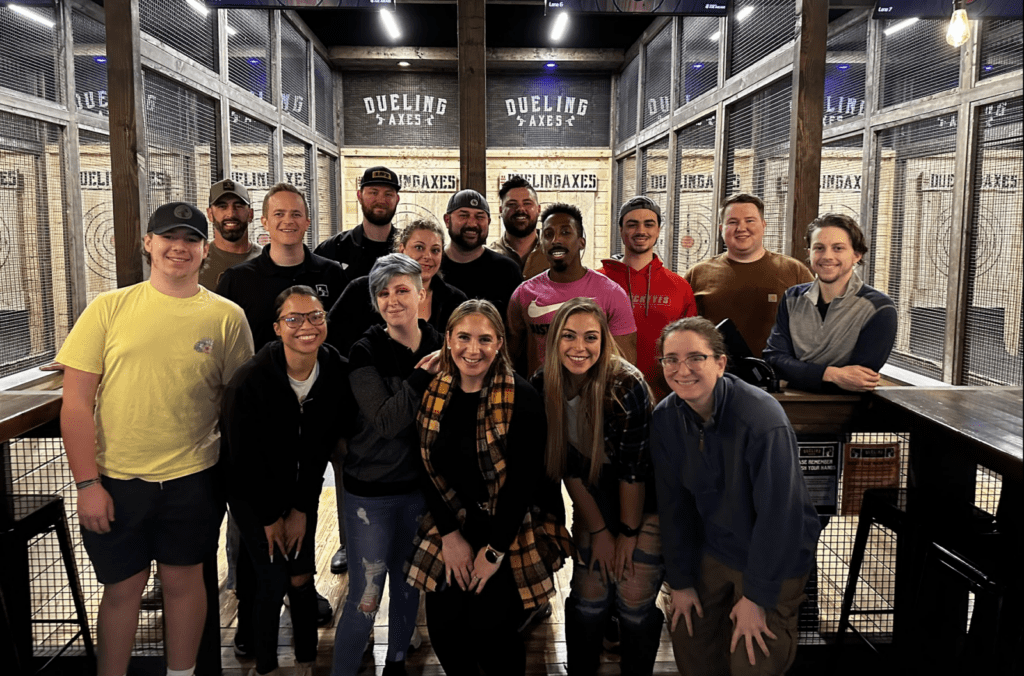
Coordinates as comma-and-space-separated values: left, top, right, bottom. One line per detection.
409, 627, 423, 651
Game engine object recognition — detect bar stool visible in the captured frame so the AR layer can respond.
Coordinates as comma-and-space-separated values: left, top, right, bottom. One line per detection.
837, 487, 1008, 669
0, 494, 95, 672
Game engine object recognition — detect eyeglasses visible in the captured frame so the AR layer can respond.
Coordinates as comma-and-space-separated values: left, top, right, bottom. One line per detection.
657, 354, 713, 370
277, 311, 326, 328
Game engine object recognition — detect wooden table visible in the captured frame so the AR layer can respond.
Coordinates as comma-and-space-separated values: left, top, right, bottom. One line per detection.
1, 390, 64, 519
871, 387, 1022, 483
772, 388, 867, 435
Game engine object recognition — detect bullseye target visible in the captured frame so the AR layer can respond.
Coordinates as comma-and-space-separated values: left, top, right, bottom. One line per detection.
84, 203, 118, 281
675, 203, 715, 271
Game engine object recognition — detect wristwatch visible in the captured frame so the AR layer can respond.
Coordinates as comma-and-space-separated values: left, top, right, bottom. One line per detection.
484, 545, 505, 565
618, 521, 641, 538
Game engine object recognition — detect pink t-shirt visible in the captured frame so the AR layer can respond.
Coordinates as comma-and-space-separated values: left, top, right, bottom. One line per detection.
509, 269, 636, 374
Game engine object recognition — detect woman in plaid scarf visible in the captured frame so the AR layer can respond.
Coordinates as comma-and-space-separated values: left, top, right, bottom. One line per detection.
407, 299, 571, 676
534, 298, 664, 676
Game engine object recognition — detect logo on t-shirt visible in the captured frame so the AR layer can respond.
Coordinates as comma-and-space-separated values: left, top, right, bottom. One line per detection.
194, 338, 214, 354
527, 297, 595, 319
315, 284, 329, 298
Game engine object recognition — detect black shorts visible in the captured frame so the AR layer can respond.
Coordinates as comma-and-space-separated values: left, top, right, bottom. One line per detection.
81, 466, 225, 584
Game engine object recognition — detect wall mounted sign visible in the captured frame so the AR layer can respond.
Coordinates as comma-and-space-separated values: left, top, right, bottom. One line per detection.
488, 74, 611, 148
343, 73, 459, 147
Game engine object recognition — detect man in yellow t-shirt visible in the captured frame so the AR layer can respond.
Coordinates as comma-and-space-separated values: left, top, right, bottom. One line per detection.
58, 202, 254, 676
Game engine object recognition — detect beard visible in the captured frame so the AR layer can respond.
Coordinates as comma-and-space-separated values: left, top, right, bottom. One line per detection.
361, 200, 397, 227
214, 217, 249, 243
502, 211, 537, 239
449, 227, 484, 252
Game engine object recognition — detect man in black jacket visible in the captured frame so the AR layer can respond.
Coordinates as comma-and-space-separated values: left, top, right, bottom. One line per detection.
313, 165, 401, 286
216, 183, 344, 649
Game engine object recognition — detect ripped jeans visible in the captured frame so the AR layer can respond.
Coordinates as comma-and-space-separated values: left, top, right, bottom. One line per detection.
331, 489, 425, 676
566, 512, 665, 676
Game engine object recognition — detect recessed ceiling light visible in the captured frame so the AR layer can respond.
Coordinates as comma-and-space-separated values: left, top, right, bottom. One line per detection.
398, 61, 410, 67
692, 63, 705, 70
836, 63, 850, 70
546, 62, 558, 69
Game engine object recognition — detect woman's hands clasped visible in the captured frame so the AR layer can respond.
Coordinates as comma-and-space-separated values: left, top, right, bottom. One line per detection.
441, 530, 475, 590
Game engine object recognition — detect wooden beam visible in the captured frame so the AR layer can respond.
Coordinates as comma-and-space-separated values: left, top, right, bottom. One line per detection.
457, 0, 486, 191
104, 0, 146, 287
786, 0, 828, 259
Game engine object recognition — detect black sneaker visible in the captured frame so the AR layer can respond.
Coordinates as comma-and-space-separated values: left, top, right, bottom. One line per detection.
316, 591, 333, 626
233, 633, 255, 660
330, 545, 348, 574
603, 614, 621, 653
517, 602, 553, 633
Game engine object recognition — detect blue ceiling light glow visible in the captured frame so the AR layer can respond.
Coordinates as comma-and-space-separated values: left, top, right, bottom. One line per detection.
248, 58, 262, 66
836, 63, 850, 70
983, 64, 994, 71
545, 62, 557, 69
692, 63, 705, 70
94, 56, 107, 64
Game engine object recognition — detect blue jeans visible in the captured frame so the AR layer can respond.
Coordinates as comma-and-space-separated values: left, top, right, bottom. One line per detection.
331, 489, 425, 675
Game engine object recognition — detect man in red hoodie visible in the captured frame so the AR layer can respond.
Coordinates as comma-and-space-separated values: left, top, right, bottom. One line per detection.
599, 197, 697, 401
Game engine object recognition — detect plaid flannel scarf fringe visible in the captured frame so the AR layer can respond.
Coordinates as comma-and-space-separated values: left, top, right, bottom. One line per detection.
405, 369, 572, 609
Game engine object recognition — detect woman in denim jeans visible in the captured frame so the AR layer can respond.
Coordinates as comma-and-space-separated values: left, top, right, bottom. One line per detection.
331, 254, 443, 676
533, 298, 664, 676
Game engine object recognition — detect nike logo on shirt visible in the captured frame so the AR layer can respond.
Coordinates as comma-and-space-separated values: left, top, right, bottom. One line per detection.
527, 298, 594, 319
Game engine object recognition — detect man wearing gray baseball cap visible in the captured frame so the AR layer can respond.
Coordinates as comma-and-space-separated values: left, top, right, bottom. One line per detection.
57, 201, 254, 676
439, 189, 522, 320
200, 178, 262, 290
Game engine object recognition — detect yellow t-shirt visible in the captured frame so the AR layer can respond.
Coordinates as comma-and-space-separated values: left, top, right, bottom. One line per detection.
57, 281, 254, 481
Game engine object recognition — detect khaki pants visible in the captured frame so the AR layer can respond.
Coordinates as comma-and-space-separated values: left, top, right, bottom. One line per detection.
670, 553, 808, 676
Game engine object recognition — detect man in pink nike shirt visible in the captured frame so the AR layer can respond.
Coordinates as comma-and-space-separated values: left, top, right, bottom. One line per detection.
507, 203, 637, 376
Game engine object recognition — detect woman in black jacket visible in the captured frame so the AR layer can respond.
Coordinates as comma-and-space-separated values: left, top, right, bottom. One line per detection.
221, 285, 353, 676
326, 217, 468, 355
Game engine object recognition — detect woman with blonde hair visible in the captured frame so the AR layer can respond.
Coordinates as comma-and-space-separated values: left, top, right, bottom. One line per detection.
407, 299, 571, 676
534, 297, 664, 676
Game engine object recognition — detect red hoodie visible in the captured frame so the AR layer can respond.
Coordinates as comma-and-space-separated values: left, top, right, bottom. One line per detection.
598, 255, 697, 401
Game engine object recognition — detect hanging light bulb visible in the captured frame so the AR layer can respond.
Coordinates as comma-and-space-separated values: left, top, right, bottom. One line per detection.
946, 0, 971, 48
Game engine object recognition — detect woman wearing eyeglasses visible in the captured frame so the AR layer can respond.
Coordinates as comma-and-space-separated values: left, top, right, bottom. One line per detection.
221, 285, 352, 676
650, 317, 821, 676
332, 253, 444, 676
532, 297, 664, 676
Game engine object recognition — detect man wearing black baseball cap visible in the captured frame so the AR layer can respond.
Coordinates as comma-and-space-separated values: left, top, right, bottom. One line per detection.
314, 165, 402, 287
200, 178, 262, 290
439, 188, 523, 320
57, 201, 254, 676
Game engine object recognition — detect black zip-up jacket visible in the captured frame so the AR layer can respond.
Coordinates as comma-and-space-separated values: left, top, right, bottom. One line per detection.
216, 244, 346, 350
221, 340, 354, 526
313, 224, 397, 287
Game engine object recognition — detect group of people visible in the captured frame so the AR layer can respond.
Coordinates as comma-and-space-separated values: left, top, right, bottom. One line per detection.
57, 165, 897, 676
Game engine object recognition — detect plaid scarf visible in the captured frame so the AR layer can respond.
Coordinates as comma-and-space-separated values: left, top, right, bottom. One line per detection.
406, 368, 572, 609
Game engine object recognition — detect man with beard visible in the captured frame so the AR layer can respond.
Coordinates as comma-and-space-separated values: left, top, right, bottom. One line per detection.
439, 189, 522, 320
199, 179, 262, 290
599, 197, 697, 402
488, 176, 548, 279
508, 203, 636, 376
314, 166, 401, 286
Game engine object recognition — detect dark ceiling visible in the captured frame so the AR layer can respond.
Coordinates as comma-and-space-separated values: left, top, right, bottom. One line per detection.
294, 1, 658, 51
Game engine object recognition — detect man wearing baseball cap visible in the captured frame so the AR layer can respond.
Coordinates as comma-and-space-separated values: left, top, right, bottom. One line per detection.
439, 188, 523, 320
199, 178, 262, 290
58, 202, 254, 676
314, 165, 402, 287
598, 196, 697, 401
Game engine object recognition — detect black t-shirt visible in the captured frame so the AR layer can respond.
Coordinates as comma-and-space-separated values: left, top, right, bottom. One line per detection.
439, 248, 523, 321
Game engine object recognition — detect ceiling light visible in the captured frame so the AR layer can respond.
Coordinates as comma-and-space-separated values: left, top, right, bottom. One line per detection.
709, 31, 721, 41
945, 1, 970, 47
10, 5, 56, 28
836, 63, 850, 70
94, 56, 108, 64
546, 62, 558, 69
185, 0, 209, 18
551, 12, 569, 42
884, 17, 919, 36
226, 24, 238, 37
380, 8, 401, 40
692, 63, 705, 69
398, 61, 410, 67
983, 64, 994, 71
736, 6, 754, 21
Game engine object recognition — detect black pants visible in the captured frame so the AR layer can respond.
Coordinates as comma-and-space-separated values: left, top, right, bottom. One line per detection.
233, 506, 319, 674
425, 564, 526, 676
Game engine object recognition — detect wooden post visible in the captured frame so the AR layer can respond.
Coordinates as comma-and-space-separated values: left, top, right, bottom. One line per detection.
786, 0, 828, 259
104, 0, 147, 287
457, 0, 486, 191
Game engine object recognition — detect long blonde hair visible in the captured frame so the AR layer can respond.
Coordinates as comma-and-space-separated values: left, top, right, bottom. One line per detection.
542, 298, 623, 485
439, 299, 514, 384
